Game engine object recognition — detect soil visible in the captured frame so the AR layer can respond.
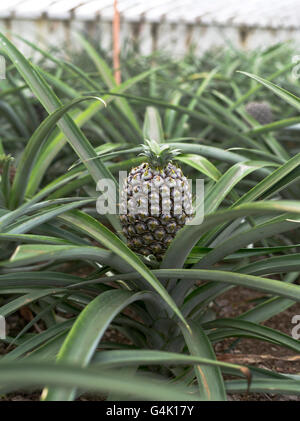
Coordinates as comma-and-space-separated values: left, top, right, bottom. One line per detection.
0, 284, 299, 401
213, 286, 300, 401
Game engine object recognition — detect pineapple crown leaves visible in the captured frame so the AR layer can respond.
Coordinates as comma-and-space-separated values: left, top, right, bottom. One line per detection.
0, 154, 14, 166
139, 139, 181, 168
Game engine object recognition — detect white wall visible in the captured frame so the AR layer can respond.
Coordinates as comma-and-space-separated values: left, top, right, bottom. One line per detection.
0, 18, 299, 58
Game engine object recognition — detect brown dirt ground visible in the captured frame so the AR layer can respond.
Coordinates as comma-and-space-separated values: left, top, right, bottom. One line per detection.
213, 286, 300, 401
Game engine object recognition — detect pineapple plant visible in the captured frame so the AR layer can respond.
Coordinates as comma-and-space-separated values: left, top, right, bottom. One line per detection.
245, 101, 273, 125
2, 34, 300, 402
120, 140, 193, 260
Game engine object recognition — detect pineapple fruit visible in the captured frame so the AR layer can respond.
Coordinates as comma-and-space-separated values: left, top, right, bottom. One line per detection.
245, 101, 273, 125
120, 140, 193, 260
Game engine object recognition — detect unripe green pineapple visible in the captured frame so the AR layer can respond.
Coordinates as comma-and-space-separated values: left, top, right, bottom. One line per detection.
0, 154, 15, 183
245, 101, 273, 125
120, 140, 193, 261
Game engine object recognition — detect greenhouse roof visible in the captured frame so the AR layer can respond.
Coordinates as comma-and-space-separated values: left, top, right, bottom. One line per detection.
0, 0, 299, 29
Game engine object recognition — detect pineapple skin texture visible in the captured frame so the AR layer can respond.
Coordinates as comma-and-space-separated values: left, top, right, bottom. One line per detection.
120, 162, 193, 261
245, 101, 273, 125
